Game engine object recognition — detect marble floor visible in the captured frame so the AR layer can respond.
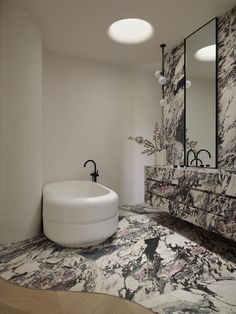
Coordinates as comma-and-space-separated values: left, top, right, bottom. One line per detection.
0, 205, 236, 314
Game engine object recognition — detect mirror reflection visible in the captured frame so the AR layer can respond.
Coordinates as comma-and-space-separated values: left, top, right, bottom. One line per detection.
185, 19, 217, 168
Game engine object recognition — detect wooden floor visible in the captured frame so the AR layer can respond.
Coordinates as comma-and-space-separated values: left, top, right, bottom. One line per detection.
0, 278, 153, 314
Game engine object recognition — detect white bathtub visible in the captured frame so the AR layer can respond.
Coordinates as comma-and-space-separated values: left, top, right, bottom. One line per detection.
43, 181, 119, 247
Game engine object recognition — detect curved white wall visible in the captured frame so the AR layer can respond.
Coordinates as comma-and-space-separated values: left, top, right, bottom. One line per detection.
0, 1, 161, 244
42, 51, 161, 204
0, 1, 42, 244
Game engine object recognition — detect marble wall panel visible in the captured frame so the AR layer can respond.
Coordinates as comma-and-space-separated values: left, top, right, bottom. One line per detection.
218, 6, 236, 170
164, 43, 185, 166
163, 6, 236, 171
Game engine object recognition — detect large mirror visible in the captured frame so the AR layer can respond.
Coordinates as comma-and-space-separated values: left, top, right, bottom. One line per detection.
185, 18, 217, 168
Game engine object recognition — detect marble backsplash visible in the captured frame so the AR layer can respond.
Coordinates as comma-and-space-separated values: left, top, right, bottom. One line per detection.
164, 5, 236, 171
145, 166, 236, 241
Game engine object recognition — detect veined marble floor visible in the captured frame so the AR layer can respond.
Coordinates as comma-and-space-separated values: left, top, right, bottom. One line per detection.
0, 205, 236, 314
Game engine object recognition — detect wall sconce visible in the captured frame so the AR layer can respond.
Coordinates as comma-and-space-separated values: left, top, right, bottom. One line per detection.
155, 43, 169, 107
160, 98, 167, 107
155, 44, 169, 88
154, 72, 169, 86
155, 44, 169, 107
158, 76, 168, 85
154, 44, 169, 149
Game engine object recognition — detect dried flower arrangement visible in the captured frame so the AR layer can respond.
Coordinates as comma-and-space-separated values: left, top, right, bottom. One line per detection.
186, 129, 198, 151
127, 122, 163, 156
186, 138, 198, 150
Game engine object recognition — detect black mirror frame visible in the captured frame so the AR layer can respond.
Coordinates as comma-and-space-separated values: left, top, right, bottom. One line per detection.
184, 17, 218, 169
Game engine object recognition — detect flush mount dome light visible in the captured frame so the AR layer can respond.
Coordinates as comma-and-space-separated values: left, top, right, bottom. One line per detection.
195, 44, 216, 62
108, 18, 154, 44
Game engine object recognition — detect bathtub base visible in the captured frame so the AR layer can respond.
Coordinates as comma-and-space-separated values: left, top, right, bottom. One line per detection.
44, 215, 118, 248
43, 180, 119, 248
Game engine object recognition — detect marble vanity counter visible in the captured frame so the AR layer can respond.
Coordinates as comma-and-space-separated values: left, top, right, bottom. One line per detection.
145, 166, 236, 241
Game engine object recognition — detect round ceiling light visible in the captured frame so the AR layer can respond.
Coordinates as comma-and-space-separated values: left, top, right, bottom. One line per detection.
108, 18, 154, 44
194, 44, 216, 62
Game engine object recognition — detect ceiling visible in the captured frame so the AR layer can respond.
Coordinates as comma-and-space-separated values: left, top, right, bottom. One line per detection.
13, 0, 236, 66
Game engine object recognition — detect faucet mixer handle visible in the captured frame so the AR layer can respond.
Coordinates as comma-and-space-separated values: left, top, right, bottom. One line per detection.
84, 159, 99, 182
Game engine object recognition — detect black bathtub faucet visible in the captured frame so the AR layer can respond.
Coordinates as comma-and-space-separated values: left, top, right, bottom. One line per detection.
83, 159, 99, 182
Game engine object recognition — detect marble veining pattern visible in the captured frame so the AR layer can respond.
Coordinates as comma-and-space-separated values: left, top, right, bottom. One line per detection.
218, 6, 236, 171
145, 166, 236, 242
0, 205, 236, 313
164, 42, 185, 166
163, 6, 236, 172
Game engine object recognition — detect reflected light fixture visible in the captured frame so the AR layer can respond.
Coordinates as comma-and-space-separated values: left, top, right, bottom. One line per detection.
155, 70, 161, 78
186, 80, 192, 88
108, 18, 154, 44
195, 44, 216, 62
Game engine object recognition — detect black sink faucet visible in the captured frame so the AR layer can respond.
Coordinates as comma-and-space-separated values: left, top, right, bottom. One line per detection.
196, 149, 211, 166
186, 149, 197, 167
83, 159, 99, 182
190, 156, 203, 167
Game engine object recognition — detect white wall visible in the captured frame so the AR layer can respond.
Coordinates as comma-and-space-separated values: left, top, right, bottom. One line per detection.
126, 67, 162, 203
0, 1, 42, 244
43, 51, 161, 204
0, 2, 161, 245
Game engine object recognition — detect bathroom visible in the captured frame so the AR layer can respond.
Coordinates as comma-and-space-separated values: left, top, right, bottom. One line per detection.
0, 0, 235, 313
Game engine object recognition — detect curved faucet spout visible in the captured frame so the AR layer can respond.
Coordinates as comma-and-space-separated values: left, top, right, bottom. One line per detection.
84, 159, 96, 172
197, 149, 211, 159
83, 159, 99, 182
186, 149, 197, 167
190, 157, 203, 166
196, 149, 211, 167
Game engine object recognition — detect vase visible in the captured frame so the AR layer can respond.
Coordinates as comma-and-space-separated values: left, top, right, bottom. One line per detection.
155, 149, 167, 166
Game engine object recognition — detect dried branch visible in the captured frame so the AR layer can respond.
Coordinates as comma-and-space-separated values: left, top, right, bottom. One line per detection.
127, 122, 163, 156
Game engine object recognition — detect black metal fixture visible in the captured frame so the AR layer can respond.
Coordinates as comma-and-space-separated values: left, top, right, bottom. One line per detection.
187, 148, 203, 167
83, 159, 99, 182
196, 149, 211, 166
160, 43, 166, 91
186, 148, 211, 167
186, 149, 197, 167
154, 44, 170, 151
160, 43, 167, 148
190, 156, 203, 167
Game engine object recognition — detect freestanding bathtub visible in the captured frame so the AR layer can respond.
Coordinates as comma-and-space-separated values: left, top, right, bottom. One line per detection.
43, 181, 119, 247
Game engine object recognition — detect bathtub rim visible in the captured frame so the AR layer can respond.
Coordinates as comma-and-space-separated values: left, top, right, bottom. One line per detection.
43, 180, 118, 205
